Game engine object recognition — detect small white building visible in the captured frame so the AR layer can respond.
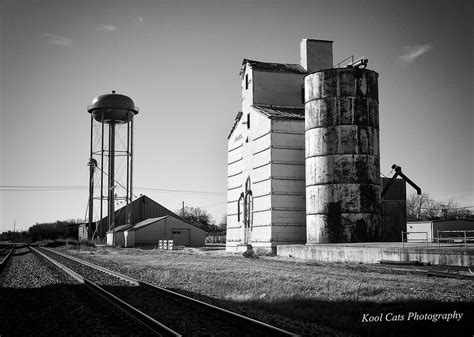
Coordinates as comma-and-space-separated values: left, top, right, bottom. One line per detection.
106, 216, 206, 247
406, 219, 474, 243
226, 39, 333, 252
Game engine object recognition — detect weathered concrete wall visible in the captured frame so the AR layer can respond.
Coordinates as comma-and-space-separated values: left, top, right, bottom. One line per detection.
305, 68, 381, 243
277, 244, 473, 266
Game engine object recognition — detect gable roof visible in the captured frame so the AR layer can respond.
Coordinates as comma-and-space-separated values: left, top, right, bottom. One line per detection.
100, 194, 180, 227
253, 105, 304, 120
107, 215, 209, 234
241, 59, 306, 76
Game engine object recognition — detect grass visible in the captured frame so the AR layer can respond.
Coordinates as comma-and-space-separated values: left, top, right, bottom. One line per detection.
63, 246, 473, 336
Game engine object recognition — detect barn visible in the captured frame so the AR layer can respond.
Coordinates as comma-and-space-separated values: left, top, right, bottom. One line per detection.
106, 215, 206, 248
78, 195, 180, 240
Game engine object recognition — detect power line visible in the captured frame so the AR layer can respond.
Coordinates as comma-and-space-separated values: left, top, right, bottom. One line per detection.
199, 201, 227, 208
0, 184, 226, 195
0, 185, 87, 191
135, 187, 226, 196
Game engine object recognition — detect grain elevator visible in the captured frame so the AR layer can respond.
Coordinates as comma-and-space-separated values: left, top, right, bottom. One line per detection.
227, 39, 387, 252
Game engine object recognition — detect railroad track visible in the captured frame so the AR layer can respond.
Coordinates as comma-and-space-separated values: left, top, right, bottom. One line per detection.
375, 261, 474, 280
0, 246, 15, 272
33, 246, 298, 337
2, 246, 155, 336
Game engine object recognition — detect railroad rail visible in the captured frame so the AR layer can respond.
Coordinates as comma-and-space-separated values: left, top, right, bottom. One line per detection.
31, 246, 179, 336
0, 246, 15, 272
377, 260, 474, 280
34, 246, 298, 336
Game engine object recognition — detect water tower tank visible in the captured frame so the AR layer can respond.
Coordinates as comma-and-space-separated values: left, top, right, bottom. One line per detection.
305, 68, 381, 243
87, 91, 139, 123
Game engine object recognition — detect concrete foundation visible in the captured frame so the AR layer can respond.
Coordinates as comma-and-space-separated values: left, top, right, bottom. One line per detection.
277, 243, 474, 267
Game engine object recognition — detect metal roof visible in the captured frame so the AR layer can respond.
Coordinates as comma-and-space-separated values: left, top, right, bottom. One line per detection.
241, 59, 306, 75
107, 224, 134, 233
129, 216, 169, 231
98, 195, 180, 237
253, 105, 304, 119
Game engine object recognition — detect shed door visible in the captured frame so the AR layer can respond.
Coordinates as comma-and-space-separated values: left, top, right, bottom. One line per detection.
172, 229, 190, 246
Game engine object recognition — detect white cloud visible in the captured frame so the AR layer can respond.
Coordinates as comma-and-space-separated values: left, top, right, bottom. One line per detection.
137, 17, 144, 23
42, 33, 72, 47
97, 24, 117, 32
400, 44, 432, 63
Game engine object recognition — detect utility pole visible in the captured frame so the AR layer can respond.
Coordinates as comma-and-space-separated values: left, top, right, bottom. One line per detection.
182, 201, 185, 218
88, 158, 97, 240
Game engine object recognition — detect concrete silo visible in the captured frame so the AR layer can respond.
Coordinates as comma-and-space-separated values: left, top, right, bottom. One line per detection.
305, 68, 381, 243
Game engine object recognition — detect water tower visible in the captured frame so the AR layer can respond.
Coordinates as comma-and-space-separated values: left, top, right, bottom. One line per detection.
87, 91, 139, 242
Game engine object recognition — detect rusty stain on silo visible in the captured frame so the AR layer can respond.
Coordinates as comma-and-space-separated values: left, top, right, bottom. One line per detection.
305, 68, 381, 243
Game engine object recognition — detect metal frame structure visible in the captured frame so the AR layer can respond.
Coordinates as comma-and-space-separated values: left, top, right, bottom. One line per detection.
87, 92, 138, 243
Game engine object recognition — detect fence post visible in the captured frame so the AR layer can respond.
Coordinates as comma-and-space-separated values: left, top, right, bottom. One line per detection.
401, 230, 404, 248
464, 230, 467, 248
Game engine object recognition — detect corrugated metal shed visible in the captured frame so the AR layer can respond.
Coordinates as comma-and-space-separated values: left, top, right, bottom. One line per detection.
241, 59, 306, 75
381, 178, 406, 241
107, 215, 206, 247
253, 105, 304, 119
97, 195, 180, 238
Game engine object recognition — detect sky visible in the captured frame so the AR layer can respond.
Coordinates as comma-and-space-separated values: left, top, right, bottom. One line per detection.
0, 0, 472, 232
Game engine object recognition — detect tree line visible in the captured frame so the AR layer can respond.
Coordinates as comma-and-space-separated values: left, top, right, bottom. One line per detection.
406, 193, 472, 221
176, 206, 226, 232
0, 219, 80, 243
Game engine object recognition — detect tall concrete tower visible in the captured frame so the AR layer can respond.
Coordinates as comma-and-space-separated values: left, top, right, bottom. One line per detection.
87, 91, 138, 242
305, 68, 381, 243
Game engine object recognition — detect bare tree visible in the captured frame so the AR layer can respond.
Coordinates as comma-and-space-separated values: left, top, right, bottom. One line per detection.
218, 214, 227, 231
407, 193, 472, 221
439, 200, 473, 220
407, 193, 439, 221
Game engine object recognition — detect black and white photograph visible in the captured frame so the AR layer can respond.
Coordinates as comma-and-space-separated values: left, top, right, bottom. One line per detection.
0, 0, 472, 336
